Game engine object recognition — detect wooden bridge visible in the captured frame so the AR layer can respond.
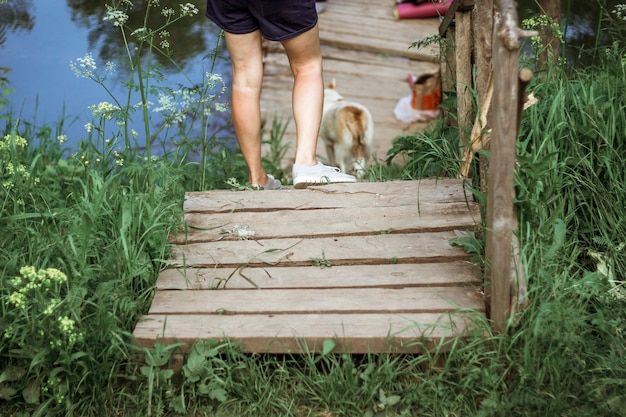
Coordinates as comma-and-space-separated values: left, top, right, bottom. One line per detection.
133, 180, 483, 353
133, 0, 530, 353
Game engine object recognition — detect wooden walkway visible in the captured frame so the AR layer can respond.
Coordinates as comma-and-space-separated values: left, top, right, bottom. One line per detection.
133, 180, 485, 353
260, 0, 441, 166
132, 1, 487, 353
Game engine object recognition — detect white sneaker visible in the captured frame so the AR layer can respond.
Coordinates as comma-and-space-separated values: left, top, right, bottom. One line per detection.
250, 174, 282, 190
292, 162, 356, 189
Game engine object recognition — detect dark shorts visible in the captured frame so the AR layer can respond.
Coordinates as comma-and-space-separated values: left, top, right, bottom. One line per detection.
206, 0, 318, 42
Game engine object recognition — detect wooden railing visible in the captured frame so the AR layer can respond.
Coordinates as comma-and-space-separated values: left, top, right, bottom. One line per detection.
439, 0, 530, 331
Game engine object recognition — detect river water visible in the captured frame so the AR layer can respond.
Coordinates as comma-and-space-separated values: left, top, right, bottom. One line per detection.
0, 0, 621, 151
0, 0, 233, 151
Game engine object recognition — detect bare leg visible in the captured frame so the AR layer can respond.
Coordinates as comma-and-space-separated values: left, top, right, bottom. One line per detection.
223, 30, 269, 186
281, 24, 324, 167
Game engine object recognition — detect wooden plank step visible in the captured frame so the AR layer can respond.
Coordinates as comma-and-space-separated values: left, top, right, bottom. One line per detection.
169, 232, 471, 268
148, 286, 484, 315
133, 312, 485, 353
316, 0, 440, 61
156, 261, 480, 290
183, 180, 474, 213
175, 204, 477, 243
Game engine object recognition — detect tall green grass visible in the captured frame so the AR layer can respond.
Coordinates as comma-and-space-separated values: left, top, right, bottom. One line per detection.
387, 18, 626, 417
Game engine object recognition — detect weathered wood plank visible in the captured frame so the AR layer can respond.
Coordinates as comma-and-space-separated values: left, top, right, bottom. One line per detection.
320, 30, 434, 61
183, 180, 473, 213
264, 46, 435, 79
316, 0, 439, 61
156, 262, 480, 290
456, 11, 473, 148
170, 232, 471, 268
148, 286, 484, 315
133, 312, 486, 353
175, 204, 478, 243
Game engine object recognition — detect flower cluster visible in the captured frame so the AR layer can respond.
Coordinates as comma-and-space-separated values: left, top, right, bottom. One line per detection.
205, 72, 229, 115
613, 4, 626, 21
522, 14, 564, 51
56, 316, 84, 346
154, 87, 197, 125
103, 5, 129, 27
161, 7, 175, 18
89, 101, 122, 120
70, 52, 97, 79
70, 53, 115, 81
159, 30, 171, 49
7, 267, 67, 315
5, 266, 84, 348
1, 133, 39, 192
0, 132, 28, 150
180, 3, 199, 17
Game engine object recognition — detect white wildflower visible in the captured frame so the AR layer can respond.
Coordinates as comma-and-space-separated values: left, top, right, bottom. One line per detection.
215, 102, 229, 113
154, 88, 196, 125
131, 27, 150, 40
103, 6, 129, 27
613, 4, 626, 20
89, 101, 121, 119
70, 52, 97, 79
180, 3, 199, 16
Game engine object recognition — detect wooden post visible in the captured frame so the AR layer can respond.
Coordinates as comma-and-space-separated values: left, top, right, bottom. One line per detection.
441, 27, 457, 128
485, 0, 520, 332
455, 10, 473, 150
473, 1, 494, 107
472, 0, 493, 191
439, 1, 476, 132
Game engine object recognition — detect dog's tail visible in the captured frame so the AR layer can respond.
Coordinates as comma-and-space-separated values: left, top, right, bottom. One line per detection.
339, 106, 370, 158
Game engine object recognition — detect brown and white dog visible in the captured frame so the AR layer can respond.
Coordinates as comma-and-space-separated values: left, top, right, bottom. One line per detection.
319, 80, 374, 179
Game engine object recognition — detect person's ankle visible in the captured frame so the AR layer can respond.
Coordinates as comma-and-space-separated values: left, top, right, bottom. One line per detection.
249, 173, 269, 186
294, 159, 318, 167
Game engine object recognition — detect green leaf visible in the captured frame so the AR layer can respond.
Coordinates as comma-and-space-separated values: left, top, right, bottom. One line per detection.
545, 218, 566, 259
145, 342, 174, 367
183, 350, 206, 382
0, 384, 17, 400
157, 369, 174, 383
209, 388, 228, 403
22, 379, 40, 405
0, 366, 26, 383
170, 391, 186, 413
386, 394, 401, 406
322, 339, 336, 356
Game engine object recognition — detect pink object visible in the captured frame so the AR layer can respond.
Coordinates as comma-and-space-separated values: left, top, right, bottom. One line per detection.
393, 0, 451, 19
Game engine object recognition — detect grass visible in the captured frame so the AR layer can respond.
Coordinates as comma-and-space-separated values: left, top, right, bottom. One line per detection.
1, 1, 626, 416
